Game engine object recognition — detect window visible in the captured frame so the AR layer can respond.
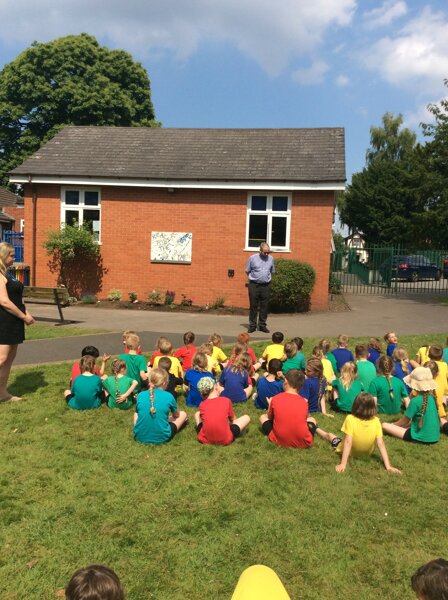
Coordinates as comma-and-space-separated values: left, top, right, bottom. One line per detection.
246, 194, 291, 250
61, 188, 101, 242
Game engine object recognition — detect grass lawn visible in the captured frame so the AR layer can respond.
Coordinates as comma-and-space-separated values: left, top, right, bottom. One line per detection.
26, 324, 107, 341
1, 334, 448, 599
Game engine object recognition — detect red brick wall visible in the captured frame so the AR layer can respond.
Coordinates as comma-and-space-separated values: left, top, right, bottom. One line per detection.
23, 185, 335, 310
2, 205, 24, 232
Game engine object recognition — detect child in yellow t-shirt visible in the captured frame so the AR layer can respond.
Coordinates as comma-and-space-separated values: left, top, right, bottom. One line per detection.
209, 333, 228, 369
260, 331, 285, 366
152, 339, 183, 378
326, 392, 401, 473
416, 344, 431, 366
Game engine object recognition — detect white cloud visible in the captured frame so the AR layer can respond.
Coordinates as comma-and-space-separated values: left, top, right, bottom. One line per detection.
363, 0, 407, 30
404, 97, 447, 130
292, 60, 329, 85
335, 74, 350, 87
0, 0, 357, 75
362, 7, 448, 96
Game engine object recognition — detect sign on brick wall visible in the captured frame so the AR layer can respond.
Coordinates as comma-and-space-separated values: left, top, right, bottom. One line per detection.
150, 232, 192, 263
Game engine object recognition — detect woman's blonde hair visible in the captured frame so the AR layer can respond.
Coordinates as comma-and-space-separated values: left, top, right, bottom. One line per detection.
0, 242, 14, 276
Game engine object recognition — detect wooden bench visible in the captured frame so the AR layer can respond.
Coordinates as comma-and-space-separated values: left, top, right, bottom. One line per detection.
23, 286, 70, 324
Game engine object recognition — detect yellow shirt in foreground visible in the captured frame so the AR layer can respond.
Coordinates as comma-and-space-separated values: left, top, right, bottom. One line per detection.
322, 357, 336, 391
153, 355, 183, 378
340, 414, 382, 457
212, 346, 227, 364
416, 346, 431, 365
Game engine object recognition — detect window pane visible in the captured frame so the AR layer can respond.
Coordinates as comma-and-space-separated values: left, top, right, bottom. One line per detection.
84, 209, 101, 241
65, 191, 79, 205
251, 196, 267, 211
65, 210, 79, 227
271, 216, 287, 247
248, 214, 268, 247
272, 196, 288, 211
85, 191, 99, 206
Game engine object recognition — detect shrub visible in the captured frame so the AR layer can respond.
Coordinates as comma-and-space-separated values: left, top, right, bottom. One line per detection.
128, 292, 138, 303
210, 296, 225, 309
164, 290, 175, 305
108, 289, 122, 302
180, 293, 193, 307
148, 289, 162, 304
269, 259, 315, 312
329, 273, 342, 294
80, 293, 97, 304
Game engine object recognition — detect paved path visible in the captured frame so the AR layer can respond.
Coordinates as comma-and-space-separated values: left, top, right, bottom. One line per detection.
14, 294, 448, 366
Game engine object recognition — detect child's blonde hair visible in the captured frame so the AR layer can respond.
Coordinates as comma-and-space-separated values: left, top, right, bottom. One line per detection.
192, 352, 208, 372
318, 338, 331, 354
126, 334, 140, 351
337, 334, 349, 346
284, 341, 298, 359
392, 347, 410, 374
368, 337, 382, 352
339, 361, 357, 391
111, 358, 126, 401
122, 329, 137, 338
199, 342, 213, 356
155, 336, 169, 350
159, 339, 173, 355
148, 368, 168, 415
231, 352, 251, 374
209, 333, 223, 347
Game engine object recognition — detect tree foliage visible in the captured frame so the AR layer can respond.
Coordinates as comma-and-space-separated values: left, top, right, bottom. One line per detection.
0, 33, 158, 186
366, 112, 416, 164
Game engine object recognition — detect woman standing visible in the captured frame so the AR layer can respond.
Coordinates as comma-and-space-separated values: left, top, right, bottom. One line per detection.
0, 243, 34, 402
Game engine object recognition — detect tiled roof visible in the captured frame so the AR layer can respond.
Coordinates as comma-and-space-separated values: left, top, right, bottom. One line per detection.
0, 187, 20, 208
10, 126, 346, 183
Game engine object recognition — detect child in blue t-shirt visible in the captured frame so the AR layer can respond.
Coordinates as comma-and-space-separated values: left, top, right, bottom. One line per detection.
300, 358, 329, 415
254, 358, 283, 409
384, 331, 398, 357
184, 352, 215, 407
219, 353, 253, 403
64, 355, 103, 410
134, 368, 188, 444
331, 334, 354, 373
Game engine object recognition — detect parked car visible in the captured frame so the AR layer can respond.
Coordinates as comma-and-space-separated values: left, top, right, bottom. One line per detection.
443, 258, 448, 279
380, 255, 442, 282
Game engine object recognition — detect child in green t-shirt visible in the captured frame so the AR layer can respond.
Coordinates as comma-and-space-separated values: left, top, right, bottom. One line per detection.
331, 361, 364, 413
355, 344, 376, 390
102, 358, 138, 410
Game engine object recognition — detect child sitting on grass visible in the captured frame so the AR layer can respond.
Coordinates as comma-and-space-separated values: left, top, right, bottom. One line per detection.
355, 344, 376, 390
148, 336, 169, 367
158, 356, 183, 399
369, 355, 409, 414
291, 336, 307, 371
384, 331, 398, 357
219, 352, 253, 403
254, 358, 284, 410
65, 564, 125, 600
331, 334, 354, 373
411, 558, 448, 600
331, 361, 364, 413
382, 367, 440, 445
64, 355, 104, 410
70, 345, 109, 384
392, 346, 413, 392
184, 352, 215, 407
259, 369, 335, 449
209, 333, 228, 370
300, 358, 331, 416
281, 341, 302, 373
367, 336, 382, 366
119, 333, 148, 392
133, 368, 187, 444
121, 329, 142, 354
319, 338, 338, 375
311, 346, 336, 403
194, 377, 250, 445
174, 330, 197, 371
425, 361, 448, 435
260, 331, 285, 366
329, 392, 401, 473
102, 358, 137, 410
152, 338, 183, 378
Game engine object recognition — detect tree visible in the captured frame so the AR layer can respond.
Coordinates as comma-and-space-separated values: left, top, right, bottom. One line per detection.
339, 113, 423, 245
0, 33, 158, 186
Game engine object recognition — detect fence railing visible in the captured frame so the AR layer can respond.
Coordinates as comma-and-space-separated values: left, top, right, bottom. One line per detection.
331, 245, 448, 295
7, 265, 30, 285
1, 230, 24, 262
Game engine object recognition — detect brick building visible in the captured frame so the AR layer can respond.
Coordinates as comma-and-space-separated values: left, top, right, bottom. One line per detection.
9, 126, 345, 310
0, 187, 24, 235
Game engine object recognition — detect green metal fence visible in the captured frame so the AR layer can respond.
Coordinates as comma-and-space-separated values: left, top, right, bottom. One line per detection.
330, 245, 448, 295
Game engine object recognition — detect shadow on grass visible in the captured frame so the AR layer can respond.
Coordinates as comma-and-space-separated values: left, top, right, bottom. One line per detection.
10, 370, 47, 396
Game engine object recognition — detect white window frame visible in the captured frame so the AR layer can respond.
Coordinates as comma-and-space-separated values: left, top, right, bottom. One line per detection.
245, 193, 291, 251
61, 187, 101, 243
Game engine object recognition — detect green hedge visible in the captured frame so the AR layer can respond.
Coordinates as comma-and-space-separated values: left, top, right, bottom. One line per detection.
269, 258, 316, 312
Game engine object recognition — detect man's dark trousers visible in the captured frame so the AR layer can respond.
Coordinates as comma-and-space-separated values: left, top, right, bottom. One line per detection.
248, 282, 270, 328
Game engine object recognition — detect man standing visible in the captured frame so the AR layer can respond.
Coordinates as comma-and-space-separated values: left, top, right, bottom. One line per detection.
245, 242, 275, 333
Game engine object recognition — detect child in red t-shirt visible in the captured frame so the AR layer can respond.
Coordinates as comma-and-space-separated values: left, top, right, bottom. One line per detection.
70, 345, 110, 385
259, 369, 337, 449
194, 377, 250, 445
174, 331, 197, 371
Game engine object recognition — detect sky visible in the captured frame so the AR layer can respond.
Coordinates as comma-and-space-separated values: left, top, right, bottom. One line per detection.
0, 0, 447, 185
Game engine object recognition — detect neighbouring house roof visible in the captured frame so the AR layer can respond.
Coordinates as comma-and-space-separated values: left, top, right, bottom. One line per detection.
0, 187, 21, 209
9, 126, 346, 190
0, 211, 14, 224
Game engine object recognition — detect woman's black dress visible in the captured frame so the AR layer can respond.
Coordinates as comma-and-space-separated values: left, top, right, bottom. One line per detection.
0, 275, 25, 344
